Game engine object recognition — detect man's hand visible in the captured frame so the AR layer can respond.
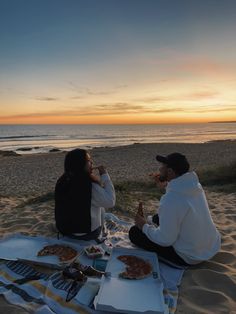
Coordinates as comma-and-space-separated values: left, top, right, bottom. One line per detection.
149, 173, 167, 189
135, 213, 147, 230
137, 202, 144, 217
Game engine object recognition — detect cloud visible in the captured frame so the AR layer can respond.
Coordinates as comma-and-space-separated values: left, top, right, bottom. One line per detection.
186, 91, 219, 100
139, 50, 236, 80
68, 81, 115, 96
33, 89, 219, 105
67, 81, 130, 97
2, 100, 235, 121
70, 96, 84, 100
85, 88, 114, 96
172, 56, 236, 80
96, 103, 144, 111
152, 108, 184, 113
191, 105, 236, 113
115, 84, 128, 89
0, 101, 186, 120
94, 103, 186, 114
138, 90, 219, 104
180, 59, 228, 76
35, 97, 59, 101
137, 96, 171, 103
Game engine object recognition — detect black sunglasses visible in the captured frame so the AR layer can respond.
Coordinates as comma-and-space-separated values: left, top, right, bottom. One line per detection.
66, 280, 83, 302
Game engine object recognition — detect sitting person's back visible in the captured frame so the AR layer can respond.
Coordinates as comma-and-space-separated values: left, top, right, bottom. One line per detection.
55, 148, 115, 240
148, 171, 220, 264
129, 152, 221, 266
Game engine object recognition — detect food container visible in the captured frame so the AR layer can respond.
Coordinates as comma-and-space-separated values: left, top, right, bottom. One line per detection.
84, 245, 105, 259
101, 240, 113, 255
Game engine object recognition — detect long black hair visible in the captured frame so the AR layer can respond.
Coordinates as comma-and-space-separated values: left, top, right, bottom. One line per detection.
55, 149, 92, 235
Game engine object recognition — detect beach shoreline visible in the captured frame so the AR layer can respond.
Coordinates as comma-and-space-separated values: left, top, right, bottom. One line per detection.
0, 141, 236, 313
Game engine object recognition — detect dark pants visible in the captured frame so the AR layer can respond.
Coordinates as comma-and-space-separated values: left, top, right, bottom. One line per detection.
129, 214, 190, 267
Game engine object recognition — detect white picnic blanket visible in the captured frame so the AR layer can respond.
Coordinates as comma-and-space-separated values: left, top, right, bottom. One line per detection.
0, 213, 185, 314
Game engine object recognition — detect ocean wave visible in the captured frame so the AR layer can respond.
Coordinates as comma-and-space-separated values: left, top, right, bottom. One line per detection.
0, 135, 52, 140
0, 123, 235, 154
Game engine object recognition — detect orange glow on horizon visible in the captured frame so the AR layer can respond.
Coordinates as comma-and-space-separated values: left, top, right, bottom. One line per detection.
0, 113, 235, 125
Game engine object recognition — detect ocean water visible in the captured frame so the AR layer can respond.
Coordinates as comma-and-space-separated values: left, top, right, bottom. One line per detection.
0, 123, 235, 154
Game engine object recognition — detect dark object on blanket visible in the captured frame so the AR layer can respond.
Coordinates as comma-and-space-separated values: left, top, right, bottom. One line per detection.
66, 280, 84, 302
72, 261, 105, 277
63, 266, 88, 302
63, 263, 105, 302
62, 266, 87, 282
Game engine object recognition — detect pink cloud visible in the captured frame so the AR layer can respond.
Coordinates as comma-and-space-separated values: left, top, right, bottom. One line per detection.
180, 59, 230, 76
137, 49, 236, 79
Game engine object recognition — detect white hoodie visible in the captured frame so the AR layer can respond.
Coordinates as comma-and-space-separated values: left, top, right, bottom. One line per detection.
74, 173, 115, 236
90, 173, 116, 231
142, 172, 221, 264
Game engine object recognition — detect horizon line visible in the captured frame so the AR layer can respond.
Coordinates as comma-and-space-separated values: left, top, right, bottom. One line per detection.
0, 121, 236, 126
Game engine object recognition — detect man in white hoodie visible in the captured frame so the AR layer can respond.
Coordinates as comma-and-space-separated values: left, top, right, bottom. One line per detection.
129, 153, 221, 266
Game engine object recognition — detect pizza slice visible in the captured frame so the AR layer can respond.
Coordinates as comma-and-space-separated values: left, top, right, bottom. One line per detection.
37, 244, 78, 262
117, 255, 152, 280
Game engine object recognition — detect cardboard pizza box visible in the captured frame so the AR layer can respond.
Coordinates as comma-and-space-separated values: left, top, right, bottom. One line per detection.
94, 247, 168, 314
0, 233, 83, 268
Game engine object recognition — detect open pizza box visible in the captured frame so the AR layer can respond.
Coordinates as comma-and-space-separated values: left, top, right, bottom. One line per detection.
94, 247, 169, 314
0, 233, 84, 268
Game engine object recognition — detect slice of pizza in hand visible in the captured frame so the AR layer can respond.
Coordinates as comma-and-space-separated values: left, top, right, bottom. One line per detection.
117, 255, 152, 280
37, 244, 77, 262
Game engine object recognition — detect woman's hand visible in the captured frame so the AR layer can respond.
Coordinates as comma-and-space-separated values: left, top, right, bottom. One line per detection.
97, 165, 107, 175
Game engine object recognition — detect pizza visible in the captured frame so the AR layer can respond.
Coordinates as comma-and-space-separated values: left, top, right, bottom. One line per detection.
117, 255, 152, 279
37, 244, 78, 262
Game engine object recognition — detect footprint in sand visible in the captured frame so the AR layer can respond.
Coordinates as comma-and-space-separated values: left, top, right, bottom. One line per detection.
1, 218, 38, 227
3, 224, 33, 233
230, 234, 236, 241
199, 261, 230, 273
222, 242, 236, 251
192, 269, 236, 301
181, 286, 231, 313
213, 251, 235, 265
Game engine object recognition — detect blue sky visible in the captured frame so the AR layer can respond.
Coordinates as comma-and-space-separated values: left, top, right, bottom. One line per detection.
0, 0, 236, 123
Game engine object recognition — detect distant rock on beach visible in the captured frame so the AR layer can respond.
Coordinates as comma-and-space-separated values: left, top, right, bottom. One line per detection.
0, 150, 19, 157
49, 148, 61, 153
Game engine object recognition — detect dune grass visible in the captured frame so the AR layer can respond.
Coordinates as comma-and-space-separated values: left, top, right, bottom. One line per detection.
197, 160, 236, 193
19, 160, 235, 216
114, 161, 236, 214
114, 180, 163, 216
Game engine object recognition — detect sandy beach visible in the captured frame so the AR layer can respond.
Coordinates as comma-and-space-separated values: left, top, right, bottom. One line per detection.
0, 141, 236, 313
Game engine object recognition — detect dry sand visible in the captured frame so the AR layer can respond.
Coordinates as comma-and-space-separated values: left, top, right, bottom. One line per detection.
0, 141, 236, 313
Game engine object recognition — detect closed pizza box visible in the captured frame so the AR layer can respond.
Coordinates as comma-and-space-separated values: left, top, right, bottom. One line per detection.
94, 247, 168, 314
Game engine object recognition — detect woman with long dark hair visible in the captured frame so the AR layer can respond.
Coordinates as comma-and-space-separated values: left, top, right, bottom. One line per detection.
55, 148, 115, 240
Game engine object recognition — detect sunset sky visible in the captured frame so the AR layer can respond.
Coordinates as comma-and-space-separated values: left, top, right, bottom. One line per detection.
0, 0, 236, 124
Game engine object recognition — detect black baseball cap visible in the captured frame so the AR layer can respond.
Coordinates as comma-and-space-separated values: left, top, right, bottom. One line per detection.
156, 152, 190, 175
